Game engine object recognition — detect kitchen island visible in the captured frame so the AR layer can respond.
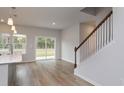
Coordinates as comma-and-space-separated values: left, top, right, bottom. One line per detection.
0, 54, 22, 86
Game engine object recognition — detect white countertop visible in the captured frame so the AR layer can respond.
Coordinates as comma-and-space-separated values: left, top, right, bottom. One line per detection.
0, 54, 22, 65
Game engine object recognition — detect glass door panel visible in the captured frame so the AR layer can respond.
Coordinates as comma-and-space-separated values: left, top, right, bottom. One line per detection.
36, 37, 46, 60
36, 36, 55, 60
46, 38, 55, 59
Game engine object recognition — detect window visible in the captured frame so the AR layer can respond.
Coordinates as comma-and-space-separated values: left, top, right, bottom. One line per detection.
13, 34, 26, 54
0, 33, 26, 55
0, 34, 10, 55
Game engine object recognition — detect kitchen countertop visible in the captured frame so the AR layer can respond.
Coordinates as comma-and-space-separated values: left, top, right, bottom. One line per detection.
0, 54, 22, 65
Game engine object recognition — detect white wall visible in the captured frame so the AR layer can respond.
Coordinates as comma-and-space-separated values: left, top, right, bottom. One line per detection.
96, 7, 112, 25
75, 8, 124, 86
80, 23, 95, 62
61, 24, 80, 63
0, 24, 61, 62
80, 23, 95, 41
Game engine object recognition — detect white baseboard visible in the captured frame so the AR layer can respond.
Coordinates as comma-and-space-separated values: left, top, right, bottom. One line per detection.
61, 58, 74, 63
74, 72, 101, 86
22, 59, 61, 63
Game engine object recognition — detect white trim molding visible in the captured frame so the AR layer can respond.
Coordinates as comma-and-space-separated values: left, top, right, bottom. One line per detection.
74, 72, 101, 86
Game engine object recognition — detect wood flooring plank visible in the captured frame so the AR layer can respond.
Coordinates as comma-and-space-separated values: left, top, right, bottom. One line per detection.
15, 60, 93, 86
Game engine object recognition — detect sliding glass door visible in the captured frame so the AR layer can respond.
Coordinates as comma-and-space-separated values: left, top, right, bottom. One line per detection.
46, 38, 55, 59
36, 37, 46, 60
36, 36, 55, 60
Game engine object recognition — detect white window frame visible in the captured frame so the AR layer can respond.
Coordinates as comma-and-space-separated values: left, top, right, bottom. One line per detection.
13, 34, 27, 54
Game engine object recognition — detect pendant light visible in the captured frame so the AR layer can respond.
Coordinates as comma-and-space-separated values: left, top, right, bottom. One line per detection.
14, 29, 17, 34
11, 25, 15, 30
10, 7, 17, 34
8, 7, 16, 26
8, 17, 13, 25
6, 7, 18, 34
11, 25, 17, 34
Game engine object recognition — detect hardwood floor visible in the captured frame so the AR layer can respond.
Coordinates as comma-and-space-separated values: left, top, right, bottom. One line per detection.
15, 60, 93, 86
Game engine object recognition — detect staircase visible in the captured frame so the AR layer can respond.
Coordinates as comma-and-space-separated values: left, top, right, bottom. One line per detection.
74, 11, 113, 68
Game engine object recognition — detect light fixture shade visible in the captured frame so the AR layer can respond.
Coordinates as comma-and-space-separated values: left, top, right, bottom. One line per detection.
11, 25, 15, 30
14, 30, 17, 34
8, 18, 13, 25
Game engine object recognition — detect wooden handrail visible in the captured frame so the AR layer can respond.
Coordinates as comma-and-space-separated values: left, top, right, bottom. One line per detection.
74, 11, 113, 68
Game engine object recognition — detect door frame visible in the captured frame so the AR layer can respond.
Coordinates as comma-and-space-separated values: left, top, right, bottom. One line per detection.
35, 36, 56, 60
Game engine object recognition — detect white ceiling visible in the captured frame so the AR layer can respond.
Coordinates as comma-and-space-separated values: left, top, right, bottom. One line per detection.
0, 7, 96, 30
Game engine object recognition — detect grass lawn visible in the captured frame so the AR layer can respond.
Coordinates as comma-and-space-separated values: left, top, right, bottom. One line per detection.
36, 49, 55, 57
